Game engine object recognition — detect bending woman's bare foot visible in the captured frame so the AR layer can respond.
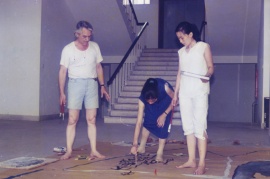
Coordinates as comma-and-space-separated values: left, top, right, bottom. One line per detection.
155, 154, 163, 162
137, 147, 145, 154
89, 151, 105, 160
194, 166, 206, 175
176, 161, 196, 169
60, 152, 71, 160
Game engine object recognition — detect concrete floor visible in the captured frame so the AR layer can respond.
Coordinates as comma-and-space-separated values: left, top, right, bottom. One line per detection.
0, 115, 270, 179
0, 115, 269, 163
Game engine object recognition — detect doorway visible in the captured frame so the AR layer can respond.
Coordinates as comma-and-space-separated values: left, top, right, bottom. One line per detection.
158, 0, 205, 49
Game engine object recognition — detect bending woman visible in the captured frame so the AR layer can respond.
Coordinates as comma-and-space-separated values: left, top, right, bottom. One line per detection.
130, 78, 174, 162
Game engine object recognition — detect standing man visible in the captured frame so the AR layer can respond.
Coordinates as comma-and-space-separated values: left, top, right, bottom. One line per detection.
59, 21, 110, 160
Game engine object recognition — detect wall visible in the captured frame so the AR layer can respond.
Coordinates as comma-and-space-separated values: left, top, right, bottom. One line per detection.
208, 64, 256, 122
39, 0, 77, 117
133, 1, 159, 48
0, 0, 42, 119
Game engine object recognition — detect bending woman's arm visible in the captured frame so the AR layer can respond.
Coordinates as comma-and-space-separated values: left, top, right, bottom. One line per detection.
130, 100, 144, 154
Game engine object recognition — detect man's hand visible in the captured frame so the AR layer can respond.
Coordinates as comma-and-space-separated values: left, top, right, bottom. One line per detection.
59, 93, 66, 106
101, 86, 110, 101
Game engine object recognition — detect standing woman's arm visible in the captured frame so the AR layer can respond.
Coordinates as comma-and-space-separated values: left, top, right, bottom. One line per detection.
204, 44, 214, 78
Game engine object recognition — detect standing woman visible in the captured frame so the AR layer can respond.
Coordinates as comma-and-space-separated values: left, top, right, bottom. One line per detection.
130, 78, 174, 162
172, 21, 214, 175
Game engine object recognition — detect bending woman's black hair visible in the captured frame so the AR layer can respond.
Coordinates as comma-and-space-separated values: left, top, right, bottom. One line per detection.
141, 78, 159, 100
175, 21, 201, 42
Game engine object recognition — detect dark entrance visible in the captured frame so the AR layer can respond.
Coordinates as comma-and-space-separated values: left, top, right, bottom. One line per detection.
158, 0, 205, 49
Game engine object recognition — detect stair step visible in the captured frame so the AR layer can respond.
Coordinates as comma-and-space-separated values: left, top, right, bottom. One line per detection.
105, 48, 181, 124
141, 53, 178, 57
144, 48, 179, 53
117, 97, 138, 104
139, 57, 178, 60
134, 66, 178, 71
132, 71, 177, 76
109, 110, 181, 118
128, 75, 177, 81
112, 103, 138, 110
137, 61, 179, 66
126, 80, 176, 86
119, 91, 140, 97
104, 116, 182, 126
112, 103, 180, 112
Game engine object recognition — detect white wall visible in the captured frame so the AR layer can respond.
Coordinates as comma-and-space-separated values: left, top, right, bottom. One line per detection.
263, 0, 270, 128
0, 0, 41, 118
133, 1, 159, 48
39, 0, 77, 116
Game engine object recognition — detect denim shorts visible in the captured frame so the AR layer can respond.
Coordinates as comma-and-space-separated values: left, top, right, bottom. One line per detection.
67, 78, 99, 110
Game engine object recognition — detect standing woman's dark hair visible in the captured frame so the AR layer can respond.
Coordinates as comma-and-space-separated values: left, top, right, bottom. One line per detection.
175, 21, 201, 42
141, 78, 159, 100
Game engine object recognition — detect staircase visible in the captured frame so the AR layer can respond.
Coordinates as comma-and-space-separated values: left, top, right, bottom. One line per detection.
104, 48, 181, 125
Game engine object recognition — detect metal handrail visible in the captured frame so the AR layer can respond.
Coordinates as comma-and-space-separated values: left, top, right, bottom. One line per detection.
107, 0, 148, 86
128, 0, 144, 26
107, 21, 148, 86
200, 21, 207, 42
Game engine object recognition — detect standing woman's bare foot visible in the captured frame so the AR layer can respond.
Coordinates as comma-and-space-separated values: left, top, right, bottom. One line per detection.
60, 151, 72, 160
176, 160, 196, 169
194, 166, 206, 175
89, 151, 105, 160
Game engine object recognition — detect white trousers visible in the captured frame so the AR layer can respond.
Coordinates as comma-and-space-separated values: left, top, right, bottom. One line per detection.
179, 93, 208, 140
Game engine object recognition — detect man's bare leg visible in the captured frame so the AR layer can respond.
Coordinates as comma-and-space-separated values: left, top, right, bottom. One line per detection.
194, 132, 207, 175
156, 138, 166, 162
176, 134, 197, 168
86, 109, 105, 159
61, 109, 80, 160
137, 127, 150, 153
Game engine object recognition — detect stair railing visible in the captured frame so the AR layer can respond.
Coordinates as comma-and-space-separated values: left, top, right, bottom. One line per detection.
106, 0, 149, 111
199, 21, 207, 42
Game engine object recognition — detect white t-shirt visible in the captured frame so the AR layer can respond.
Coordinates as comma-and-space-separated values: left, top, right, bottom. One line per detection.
60, 41, 103, 78
178, 41, 210, 97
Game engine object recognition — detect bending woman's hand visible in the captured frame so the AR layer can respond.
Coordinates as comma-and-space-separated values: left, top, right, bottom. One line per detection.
130, 145, 138, 155
157, 114, 166, 128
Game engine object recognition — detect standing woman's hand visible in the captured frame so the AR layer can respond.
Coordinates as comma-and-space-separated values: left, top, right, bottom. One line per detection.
172, 96, 178, 106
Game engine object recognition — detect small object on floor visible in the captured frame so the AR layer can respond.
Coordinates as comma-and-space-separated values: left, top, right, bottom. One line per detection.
121, 171, 134, 175
53, 147, 66, 153
75, 155, 88, 160
0, 157, 58, 169
154, 169, 157, 175
173, 153, 184, 156
147, 137, 153, 143
232, 140, 240, 145
111, 141, 132, 147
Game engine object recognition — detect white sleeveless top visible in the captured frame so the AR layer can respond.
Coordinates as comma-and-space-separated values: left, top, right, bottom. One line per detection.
178, 41, 210, 97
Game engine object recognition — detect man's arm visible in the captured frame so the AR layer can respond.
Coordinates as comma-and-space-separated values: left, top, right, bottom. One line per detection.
96, 63, 110, 101
59, 65, 67, 105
